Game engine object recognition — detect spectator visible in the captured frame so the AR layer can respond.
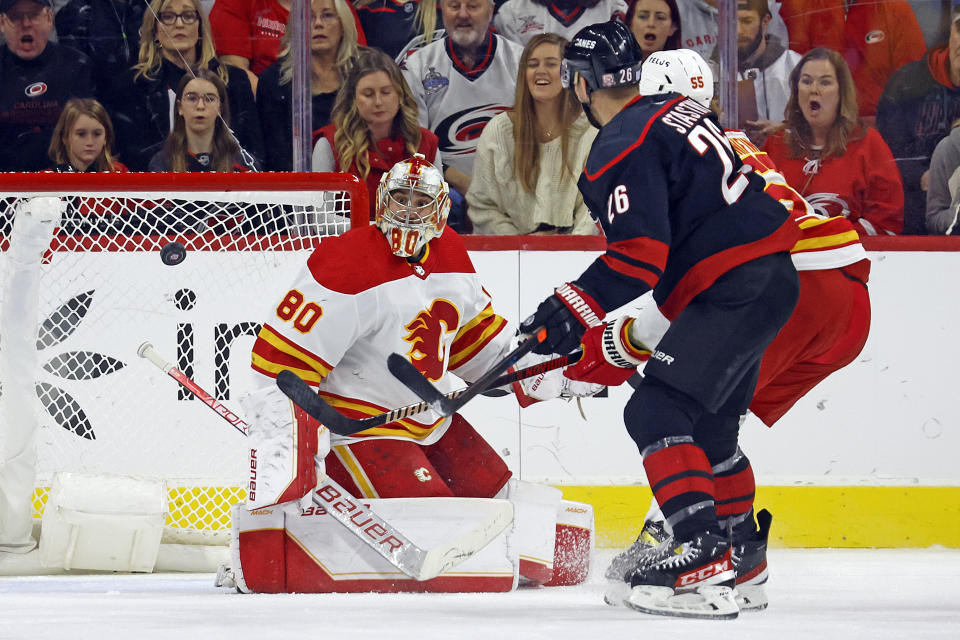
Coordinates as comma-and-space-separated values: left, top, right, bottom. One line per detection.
401, 0, 524, 212
312, 47, 439, 216
736, 0, 800, 146
48, 97, 126, 172
763, 48, 904, 236
778, 0, 925, 118
54, 0, 146, 99
676, 0, 717, 61
358, 0, 441, 61
877, 4, 960, 236
257, 0, 359, 171
209, 0, 366, 78
924, 119, 960, 235
626, 0, 680, 61
209, 0, 291, 76
0, 0, 92, 172
148, 69, 253, 171
467, 33, 598, 235
494, 0, 628, 48
107, 0, 263, 171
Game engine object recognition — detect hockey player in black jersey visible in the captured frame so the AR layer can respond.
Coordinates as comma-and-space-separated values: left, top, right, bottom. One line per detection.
519, 20, 801, 619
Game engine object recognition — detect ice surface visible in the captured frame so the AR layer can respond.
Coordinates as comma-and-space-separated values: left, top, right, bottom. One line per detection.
1, 549, 958, 640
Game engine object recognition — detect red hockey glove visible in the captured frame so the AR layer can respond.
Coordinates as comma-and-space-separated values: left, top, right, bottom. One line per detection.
564, 317, 651, 387
519, 282, 604, 355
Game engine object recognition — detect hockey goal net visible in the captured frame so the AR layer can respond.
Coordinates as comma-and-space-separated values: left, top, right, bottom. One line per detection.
0, 172, 367, 567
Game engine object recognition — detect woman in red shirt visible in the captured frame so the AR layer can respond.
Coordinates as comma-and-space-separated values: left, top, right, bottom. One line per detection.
763, 47, 904, 235
312, 47, 439, 219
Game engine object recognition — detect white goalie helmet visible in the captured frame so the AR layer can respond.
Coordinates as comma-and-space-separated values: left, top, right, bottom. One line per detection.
376, 154, 451, 258
639, 48, 715, 109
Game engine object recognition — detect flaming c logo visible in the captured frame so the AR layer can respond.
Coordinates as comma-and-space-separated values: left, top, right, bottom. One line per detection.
403, 299, 460, 381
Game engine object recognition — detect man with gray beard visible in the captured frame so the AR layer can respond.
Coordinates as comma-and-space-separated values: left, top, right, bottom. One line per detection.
401, 0, 523, 230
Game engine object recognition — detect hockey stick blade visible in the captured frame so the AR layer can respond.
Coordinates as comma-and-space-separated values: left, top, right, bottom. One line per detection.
278, 349, 579, 436
389, 328, 547, 417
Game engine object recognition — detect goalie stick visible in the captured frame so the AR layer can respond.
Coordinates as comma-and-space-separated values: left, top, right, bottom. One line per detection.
388, 328, 547, 417
137, 342, 512, 581
276, 347, 580, 436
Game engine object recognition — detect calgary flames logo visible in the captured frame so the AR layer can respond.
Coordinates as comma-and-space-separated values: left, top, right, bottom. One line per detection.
403, 299, 460, 381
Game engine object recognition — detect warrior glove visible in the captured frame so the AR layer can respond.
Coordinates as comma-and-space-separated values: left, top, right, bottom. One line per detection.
520, 282, 605, 356
564, 317, 651, 387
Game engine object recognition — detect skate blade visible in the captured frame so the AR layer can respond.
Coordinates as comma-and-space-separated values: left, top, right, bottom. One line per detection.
736, 584, 769, 612
603, 580, 631, 607
625, 585, 739, 620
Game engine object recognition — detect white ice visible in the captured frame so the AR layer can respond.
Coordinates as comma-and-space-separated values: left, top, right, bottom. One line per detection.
1, 549, 958, 640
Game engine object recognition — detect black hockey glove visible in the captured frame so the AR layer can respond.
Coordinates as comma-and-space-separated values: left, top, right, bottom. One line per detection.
520, 282, 605, 355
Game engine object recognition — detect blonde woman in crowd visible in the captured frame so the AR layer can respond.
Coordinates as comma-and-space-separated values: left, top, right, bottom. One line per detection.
467, 33, 599, 235
312, 47, 439, 216
106, 0, 262, 171
257, 0, 360, 171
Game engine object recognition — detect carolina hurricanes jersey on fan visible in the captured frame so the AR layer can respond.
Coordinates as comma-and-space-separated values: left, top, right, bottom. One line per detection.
250, 225, 510, 446
493, 0, 627, 46
401, 32, 523, 176
575, 93, 800, 321
725, 130, 867, 271
762, 127, 904, 235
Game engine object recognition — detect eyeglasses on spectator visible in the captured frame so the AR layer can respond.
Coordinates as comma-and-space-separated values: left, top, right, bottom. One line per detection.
158, 10, 199, 26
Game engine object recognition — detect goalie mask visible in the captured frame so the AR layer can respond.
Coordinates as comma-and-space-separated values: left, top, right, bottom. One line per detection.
376, 154, 451, 258
639, 49, 715, 109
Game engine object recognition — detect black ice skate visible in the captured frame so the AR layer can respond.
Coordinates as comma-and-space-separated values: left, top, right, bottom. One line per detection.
622, 530, 739, 620
603, 517, 669, 582
732, 509, 772, 612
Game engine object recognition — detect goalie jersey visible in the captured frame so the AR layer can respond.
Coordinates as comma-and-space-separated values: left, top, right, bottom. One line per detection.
250, 224, 510, 446
575, 93, 800, 320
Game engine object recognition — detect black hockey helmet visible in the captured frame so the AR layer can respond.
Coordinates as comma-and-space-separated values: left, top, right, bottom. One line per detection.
561, 20, 643, 96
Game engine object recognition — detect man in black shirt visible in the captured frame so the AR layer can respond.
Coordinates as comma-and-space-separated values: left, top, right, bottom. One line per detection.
0, 0, 93, 171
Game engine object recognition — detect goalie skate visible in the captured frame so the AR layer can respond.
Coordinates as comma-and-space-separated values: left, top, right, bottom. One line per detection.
622, 531, 739, 620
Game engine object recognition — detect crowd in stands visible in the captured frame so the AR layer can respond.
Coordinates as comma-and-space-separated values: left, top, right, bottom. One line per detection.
3, 0, 960, 234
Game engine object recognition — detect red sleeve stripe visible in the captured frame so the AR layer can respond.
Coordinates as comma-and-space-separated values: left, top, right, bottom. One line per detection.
599, 253, 661, 288
449, 311, 508, 370
250, 324, 333, 383
659, 217, 801, 320
609, 236, 670, 268
583, 95, 685, 181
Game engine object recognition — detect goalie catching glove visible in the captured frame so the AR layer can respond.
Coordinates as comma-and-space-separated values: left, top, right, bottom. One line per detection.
520, 282, 605, 356
564, 317, 651, 387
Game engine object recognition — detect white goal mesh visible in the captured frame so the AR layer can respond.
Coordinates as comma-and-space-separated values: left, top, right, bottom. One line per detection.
0, 172, 368, 547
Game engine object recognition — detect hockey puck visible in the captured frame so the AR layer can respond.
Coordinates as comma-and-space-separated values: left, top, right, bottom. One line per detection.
160, 241, 186, 266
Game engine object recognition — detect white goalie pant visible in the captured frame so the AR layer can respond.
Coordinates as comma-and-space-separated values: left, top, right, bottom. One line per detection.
230, 479, 594, 593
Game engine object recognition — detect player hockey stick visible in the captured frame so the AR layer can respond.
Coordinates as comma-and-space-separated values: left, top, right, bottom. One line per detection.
388, 328, 548, 417
275, 346, 579, 436
137, 342, 512, 581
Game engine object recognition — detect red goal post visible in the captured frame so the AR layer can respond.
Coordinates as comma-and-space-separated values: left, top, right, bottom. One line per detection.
0, 172, 367, 568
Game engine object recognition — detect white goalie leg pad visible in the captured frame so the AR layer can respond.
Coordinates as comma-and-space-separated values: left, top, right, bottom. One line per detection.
545, 499, 594, 586
496, 479, 562, 586
38, 472, 167, 572
231, 498, 517, 593
240, 383, 329, 509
